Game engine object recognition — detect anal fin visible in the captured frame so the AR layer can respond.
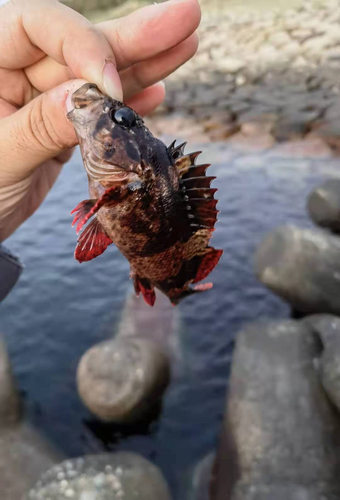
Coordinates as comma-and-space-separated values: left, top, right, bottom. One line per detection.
133, 275, 156, 307
193, 248, 223, 283
75, 218, 113, 263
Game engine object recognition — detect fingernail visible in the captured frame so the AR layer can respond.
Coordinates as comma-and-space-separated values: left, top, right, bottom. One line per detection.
103, 60, 123, 101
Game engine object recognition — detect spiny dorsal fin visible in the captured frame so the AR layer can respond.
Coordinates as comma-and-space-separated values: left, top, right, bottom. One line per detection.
169, 140, 220, 232
181, 176, 216, 189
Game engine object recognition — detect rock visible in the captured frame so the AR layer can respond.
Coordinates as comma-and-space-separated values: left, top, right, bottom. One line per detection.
290, 28, 314, 42
77, 337, 170, 422
219, 58, 246, 74
303, 314, 340, 413
227, 131, 275, 151
269, 31, 291, 48
0, 337, 21, 425
212, 320, 340, 500
1, 423, 61, 500
0, 338, 61, 500
254, 226, 340, 315
240, 120, 274, 137
265, 137, 332, 158
307, 179, 340, 233
301, 36, 330, 56
274, 108, 321, 141
190, 453, 215, 500
208, 123, 240, 141
26, 452, 173, 500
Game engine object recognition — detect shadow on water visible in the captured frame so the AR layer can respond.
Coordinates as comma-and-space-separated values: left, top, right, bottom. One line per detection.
1, 142, 340, 497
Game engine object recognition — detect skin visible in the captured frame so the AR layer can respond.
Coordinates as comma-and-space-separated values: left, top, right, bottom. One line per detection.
0, 0, 201, 242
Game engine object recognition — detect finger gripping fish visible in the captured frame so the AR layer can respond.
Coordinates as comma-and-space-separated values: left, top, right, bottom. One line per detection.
67, 83, 222, 306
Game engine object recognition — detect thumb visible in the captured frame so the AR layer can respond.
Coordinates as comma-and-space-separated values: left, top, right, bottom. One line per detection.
0, 80, 103, 184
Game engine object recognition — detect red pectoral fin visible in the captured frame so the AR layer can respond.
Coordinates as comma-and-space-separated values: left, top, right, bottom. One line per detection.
193, 248, 223, 283
71, 186, 125, 234
132, 275, 156, 307
71, 200, 96, 234
75, 218, 113, 262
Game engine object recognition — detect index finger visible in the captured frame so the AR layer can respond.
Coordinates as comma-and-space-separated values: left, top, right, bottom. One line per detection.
1, 0, 122, 99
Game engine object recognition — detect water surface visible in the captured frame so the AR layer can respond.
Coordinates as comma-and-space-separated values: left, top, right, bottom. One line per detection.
1, 142, 339, 497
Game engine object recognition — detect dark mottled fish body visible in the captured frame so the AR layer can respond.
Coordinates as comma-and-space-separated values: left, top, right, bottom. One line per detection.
67, 83, 222, 306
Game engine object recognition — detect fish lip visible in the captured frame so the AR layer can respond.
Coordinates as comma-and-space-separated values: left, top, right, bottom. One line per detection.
71, 83, 104, 109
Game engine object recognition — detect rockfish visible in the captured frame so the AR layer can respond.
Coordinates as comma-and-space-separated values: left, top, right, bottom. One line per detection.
67, 83, 222, 306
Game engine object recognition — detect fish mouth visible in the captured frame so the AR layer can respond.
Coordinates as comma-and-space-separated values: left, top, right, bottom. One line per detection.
72, 83, 103, 109
85, 151, 139, 181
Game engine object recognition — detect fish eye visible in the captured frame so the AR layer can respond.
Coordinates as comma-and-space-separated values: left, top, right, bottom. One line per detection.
112, 107, 136, 128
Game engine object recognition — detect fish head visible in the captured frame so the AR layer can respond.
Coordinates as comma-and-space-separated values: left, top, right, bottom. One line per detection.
67, 83, 152, 184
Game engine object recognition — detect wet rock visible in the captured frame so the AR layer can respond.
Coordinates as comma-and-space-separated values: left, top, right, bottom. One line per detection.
77, 337, 170, 422
26, 452, 172, 500
254, 226, 340, 315
0, 337, 21, 425
190, 453, 215, 500
213, 320, 340, 500
303, 314, 340, 413
307, 179, 340, 233
0, 338, 61, 499
2, 423, 61, 500
274, 118, 309, 141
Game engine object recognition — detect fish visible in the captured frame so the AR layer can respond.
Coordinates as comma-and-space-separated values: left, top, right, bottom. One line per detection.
67, 83, 223, 306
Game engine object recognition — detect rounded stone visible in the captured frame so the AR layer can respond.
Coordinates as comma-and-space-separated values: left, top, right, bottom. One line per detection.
303, 314, 340, 413
26, 452, 173, 500
77, 337, 170, 422
254, 225, 340, 315
213, 320, 340, 500
307, 179, 340, 233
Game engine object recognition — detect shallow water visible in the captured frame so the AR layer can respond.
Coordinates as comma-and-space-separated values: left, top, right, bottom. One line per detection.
1, 142, 340, 497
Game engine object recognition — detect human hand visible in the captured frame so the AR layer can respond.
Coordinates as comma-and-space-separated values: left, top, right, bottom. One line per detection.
0, 0, 200, 241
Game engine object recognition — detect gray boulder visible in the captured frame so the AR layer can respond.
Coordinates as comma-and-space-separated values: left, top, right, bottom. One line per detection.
254, 225, 340, 315
1, 423, 61, 500
212, 320, 340, 500
77, 337, 170, 422
26, 451, 173, 500
307, 179, 340, 233
303, 314, 340, 413
0, 337, 21, 425
0, 337, 61, 500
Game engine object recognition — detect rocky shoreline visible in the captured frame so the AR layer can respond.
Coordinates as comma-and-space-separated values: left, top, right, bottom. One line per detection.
148, 0, 340, 151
